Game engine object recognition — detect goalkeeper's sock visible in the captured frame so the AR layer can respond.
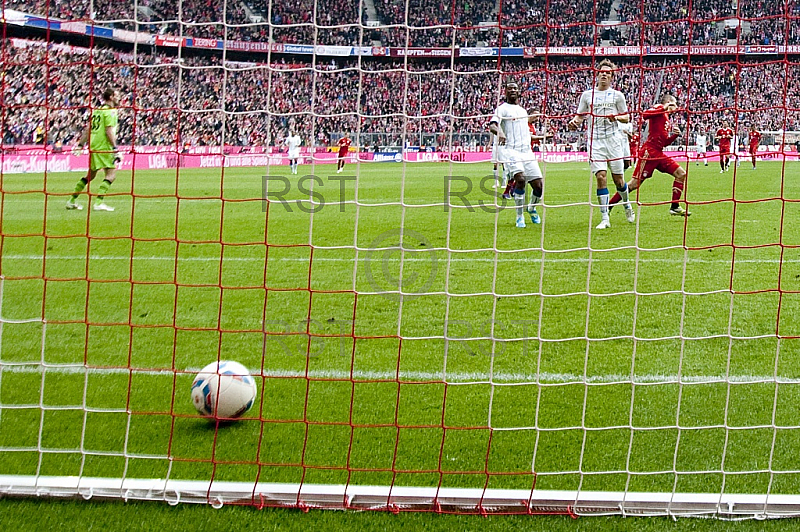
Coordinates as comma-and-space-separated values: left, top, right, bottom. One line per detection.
671, 180, 684, 210
597, 188, 609, 217
513, 188, 526, 216
96, 179, 112, 202
71, 177, 88, 200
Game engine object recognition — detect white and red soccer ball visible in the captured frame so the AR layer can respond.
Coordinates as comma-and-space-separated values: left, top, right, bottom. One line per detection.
191, 361, 257, 419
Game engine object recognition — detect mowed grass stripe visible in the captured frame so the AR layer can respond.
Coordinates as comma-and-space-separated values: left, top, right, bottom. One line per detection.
2, 253, 797, 264
1, 363, 799, 385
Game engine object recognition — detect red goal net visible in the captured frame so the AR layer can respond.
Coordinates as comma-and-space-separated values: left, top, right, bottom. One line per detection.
1, 0, 800, 518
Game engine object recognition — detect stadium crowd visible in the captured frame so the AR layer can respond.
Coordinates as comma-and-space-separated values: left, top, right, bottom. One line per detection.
2, 38, 799, 150
6, 0, 800, 47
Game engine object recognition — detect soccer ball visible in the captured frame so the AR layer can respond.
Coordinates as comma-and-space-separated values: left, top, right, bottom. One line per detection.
191, 360, 257, 419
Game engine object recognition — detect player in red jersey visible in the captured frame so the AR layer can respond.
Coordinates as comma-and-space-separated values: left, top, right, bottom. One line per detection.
716, 120, 734, 173
528, 113, 552, 151
336, 132, 352, 173
529, 121, 541, 151
609, 94, 691, 217
629, 130, 640, 164
748, 124, 762, 170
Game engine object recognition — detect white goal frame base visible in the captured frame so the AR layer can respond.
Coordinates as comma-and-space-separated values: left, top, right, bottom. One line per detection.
2, 476, 800, 518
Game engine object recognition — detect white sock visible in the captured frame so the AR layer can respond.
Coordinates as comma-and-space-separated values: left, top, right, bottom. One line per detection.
527, 193, 541, 212
618, 183, 630, 209
597, 189, 609, 218
514, 191, 525, 216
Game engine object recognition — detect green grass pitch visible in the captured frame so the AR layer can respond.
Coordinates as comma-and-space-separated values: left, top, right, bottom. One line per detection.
2, 157, 800, 498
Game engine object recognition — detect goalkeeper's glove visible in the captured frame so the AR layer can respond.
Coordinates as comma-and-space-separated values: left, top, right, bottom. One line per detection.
72, 145, 84, 156
113, 150, 124, 165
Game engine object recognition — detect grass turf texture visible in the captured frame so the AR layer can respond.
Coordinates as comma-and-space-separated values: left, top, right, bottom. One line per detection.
2, 159, 800, 500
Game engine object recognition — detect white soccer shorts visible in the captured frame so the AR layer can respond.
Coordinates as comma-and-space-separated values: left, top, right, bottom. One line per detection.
500, 148, 543, 182
588, 135, 625, 175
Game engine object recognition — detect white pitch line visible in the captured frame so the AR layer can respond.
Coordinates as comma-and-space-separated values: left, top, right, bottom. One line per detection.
0, 254, 787, 264
0, 364, 795, 385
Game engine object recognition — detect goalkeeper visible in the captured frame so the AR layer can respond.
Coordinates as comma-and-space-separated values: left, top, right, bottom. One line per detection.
66, 88, 122, 212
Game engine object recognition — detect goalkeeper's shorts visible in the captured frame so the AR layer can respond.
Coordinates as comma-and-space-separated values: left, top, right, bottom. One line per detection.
90, 152, 117, 171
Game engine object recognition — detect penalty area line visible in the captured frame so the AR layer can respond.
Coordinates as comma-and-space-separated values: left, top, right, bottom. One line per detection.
1, 254, 787, 264
0, 364, 796, 385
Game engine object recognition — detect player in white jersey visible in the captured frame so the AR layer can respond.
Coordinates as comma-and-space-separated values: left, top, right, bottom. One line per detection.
490, 131, 508, 191
488, 80, 543, 229
284, 131, 302, 174
616, 120, 633, 170
568, 59, 633, 229
695, 129, 708, 166
733, 132, 742, 168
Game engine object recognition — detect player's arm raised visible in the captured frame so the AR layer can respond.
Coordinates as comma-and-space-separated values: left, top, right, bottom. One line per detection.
668, 123, 683, 144
531, 125, 554, 141
528, 110, 552, 140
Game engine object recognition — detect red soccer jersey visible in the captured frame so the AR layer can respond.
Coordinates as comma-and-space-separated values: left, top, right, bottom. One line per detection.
749, 130, 762, 148
717, 127, 733, 149
528, 123, 540, 148
630, 133, 640, 156
642, 104, 678, 152
338, 137, 351, 153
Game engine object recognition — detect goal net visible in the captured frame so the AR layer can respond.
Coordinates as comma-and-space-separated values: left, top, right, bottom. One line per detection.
1, 0, 800, 519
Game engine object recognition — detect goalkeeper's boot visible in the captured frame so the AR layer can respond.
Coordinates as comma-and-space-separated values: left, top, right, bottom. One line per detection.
624, 206, 635, 223
515, 215, 526, 228
669, 205, 691, 217
93, 202, 115, 212
65, 200, 83, 210
527, 206, 540, 224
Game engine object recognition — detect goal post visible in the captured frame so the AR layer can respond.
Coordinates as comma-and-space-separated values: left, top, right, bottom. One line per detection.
7, 475, 800, 517
1, 1, 800, 521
